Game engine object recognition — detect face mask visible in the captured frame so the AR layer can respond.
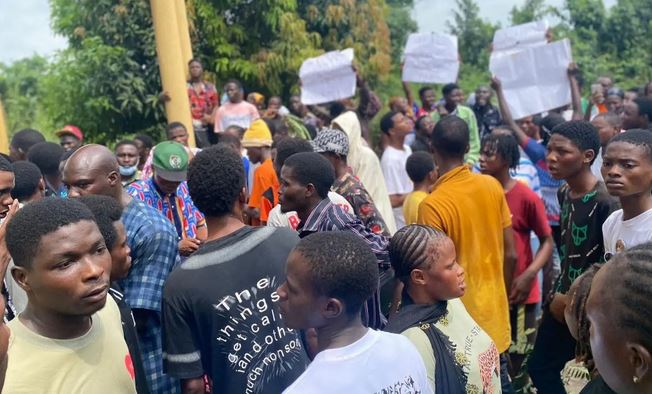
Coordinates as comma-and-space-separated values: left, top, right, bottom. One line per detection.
119, 165, 138, 177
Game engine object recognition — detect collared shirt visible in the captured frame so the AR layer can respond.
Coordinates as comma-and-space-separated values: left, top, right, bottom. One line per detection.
120, 199, 180, 393
128, 178, 205, 240
298, 199, 391, 329
332, 172, 389, 236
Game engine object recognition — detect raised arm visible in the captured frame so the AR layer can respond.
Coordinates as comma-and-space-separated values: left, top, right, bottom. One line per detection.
490, 76, 528, 146
402, 81, 415, 109
568, 63, 584, 121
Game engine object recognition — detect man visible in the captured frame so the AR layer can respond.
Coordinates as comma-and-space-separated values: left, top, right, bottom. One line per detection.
621, 97, 652, 130
472, 85, 502, 139
380, 111, 414, 229
10, 161, 45, 204
417, 116, 517, 392
63, 145, 180, 393
133, 134, 154, 173
277, 232, 431, 394
162, 145, 308, 393
243, 119, 278, 225
590, 112, 622, 182
279, 152, 390, 329
8, 128, 45, 162
129, 141, 207, 257
27, 141, 66, 197
0, 157, 19, 317
410, 115, 434, 153
213, 79, 260, 132
115, 140, 141, 187
288, 95, 320, 129
55, 124, 84, 151
141, 122, 200, 180
187, 58, 218, 147
312, 128, 389, 235
4, 198, 137, 393
433, 83, 481, 165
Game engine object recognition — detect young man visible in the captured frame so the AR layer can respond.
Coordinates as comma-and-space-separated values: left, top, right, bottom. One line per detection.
601, 129, 652, 257
115, 140, 141, 187
140, 122, 200, 180
78, 194, 149, 394
128, 141, 207, 257
26, 141, 66, 197
279, 152, 391, 329
528, 121, 617, 394
162, 145, 308, 393
410, 115, 434, 153
472, 85, 502, 139
403, 151, 437, 225
133, 134, 154, 173
402, 83, 437, 118
432, 83, 481, 165
213, 79, 260, 132
416, 115, 517, 392
590, 112, 622, 181
380, 111, 414, 229
8, 128, 45, 162
10, 161, 45, 204
479, 134, 554, 388
55, 124, 84, 151
243, 119, 278, 225
621, 97, 652, 130
187, 58, 219, 148
4, 198, 137, 393
63, 145, 180, 393
277, 232, 431, 394
312, 128, 389, 235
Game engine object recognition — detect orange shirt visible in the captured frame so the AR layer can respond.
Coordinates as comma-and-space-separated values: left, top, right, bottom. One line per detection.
248, 158, 279, 223
417, 166, 512, 352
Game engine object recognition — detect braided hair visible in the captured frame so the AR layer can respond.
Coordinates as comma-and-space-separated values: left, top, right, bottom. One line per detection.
568, 264, 602, 372
389, 225, 449, 284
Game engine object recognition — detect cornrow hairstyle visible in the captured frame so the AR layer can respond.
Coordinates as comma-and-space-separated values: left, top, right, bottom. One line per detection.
294, 232, 378, 316
607, 129, 652, 162
389, 225, 449, 285
607, 242, 652, 350
568, 264, 603, 372
551, 120, 600, 165
481, 133, 520, 169
405, 152, 435, 183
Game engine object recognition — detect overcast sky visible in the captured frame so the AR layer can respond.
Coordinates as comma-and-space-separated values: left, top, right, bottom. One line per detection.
0, 0, 618, 64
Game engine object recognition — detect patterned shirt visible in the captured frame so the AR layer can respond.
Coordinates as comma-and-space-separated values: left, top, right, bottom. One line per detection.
298, 199, 390, 329
332, 172, 390, 236
120, 199, 180, 393
128, 178, 205, 240
187, 81, 218, 121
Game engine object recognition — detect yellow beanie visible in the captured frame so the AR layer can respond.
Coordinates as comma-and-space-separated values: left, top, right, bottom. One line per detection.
242, 119, 273, 148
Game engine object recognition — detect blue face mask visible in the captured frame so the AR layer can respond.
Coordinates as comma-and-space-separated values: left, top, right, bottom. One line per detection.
119, 165, 138, 177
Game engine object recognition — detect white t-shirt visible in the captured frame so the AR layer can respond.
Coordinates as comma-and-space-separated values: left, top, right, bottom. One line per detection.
602, 208, 652, 257
590, 146, 604, 182
283, 329, 432, 394
267, 192, 354, 230
380, 145, 413, 229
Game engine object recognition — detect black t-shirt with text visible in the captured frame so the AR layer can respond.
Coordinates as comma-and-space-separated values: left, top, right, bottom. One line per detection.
162, 226, 308, 393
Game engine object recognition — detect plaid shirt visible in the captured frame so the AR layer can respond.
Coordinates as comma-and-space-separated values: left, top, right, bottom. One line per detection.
298, 199, 390, 329
128, 178, 205, 240
121, 199, 180, 393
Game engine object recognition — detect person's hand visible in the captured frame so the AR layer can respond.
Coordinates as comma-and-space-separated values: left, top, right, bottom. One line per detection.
490, 76, 502, 91
178, 238, 201, 257
549, 292, 568, 323
158, 91, 171, 103
509, 271, 536, 304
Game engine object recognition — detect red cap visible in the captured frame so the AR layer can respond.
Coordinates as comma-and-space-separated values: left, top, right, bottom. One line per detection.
55, 125, 84, 141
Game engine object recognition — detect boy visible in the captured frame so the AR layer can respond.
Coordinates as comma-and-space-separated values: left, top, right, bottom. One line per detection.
403, 151, 437, 225
277, 232, 431, 393
243, 119, 278, 225
590, 112, 622, 181
601, 129, 652, 257
479, 134, 554, 388
4, 198, 137, 393
528, 121, 617, 393
213, 79, 260, 132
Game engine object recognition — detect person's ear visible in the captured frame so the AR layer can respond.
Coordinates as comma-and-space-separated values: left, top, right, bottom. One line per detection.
629, 342, 651, 385
428, 169, 438, 185
38, 178, 46, 193
305, 183, 316, 199
410, 268, 427, 286
107, 170, 120, 186
11, 266, 31, 293
583, 149, 596, 165
322, 298, 344, 320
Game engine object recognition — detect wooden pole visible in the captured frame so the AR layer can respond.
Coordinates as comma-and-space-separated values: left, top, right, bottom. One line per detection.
174, 0, 193, 78
0, 98, 9, 154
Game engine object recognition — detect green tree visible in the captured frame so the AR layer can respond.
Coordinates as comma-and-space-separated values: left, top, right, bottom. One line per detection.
510, 0, 549, 24
385, 0, 418, 64
446, 0, 496, 70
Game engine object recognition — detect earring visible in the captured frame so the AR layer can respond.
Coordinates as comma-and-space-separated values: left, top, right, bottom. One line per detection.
633, 376, 639, 384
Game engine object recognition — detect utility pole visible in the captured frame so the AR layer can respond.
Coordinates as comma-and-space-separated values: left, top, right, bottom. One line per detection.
0, 98, 9, 154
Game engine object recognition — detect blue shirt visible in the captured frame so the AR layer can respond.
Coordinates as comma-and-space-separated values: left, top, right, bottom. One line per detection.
120, 198, 180, 393
522, 138, 564, 226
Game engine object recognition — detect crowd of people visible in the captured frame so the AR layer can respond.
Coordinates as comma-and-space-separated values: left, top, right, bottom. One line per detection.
0, 55, 651, 394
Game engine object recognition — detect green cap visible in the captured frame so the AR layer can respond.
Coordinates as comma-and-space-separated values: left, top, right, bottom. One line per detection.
152, 141, 189, 182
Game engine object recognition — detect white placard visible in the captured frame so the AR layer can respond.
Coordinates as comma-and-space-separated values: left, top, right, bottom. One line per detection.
490, 39, 572, 119
299, 48, 356, 105
493, 20, 549, 53
402, 33, 459, 83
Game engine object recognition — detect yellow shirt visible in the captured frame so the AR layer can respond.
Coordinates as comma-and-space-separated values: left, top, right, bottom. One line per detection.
402, 191, 428, 225
5, 296, 137, 393
417, 166, 512, 352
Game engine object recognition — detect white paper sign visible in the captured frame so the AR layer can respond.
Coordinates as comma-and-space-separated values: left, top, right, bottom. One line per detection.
402, 33, 459, 83
492, 20, 549, 53
299, 48, 356, 105
489, 39, 572, 119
